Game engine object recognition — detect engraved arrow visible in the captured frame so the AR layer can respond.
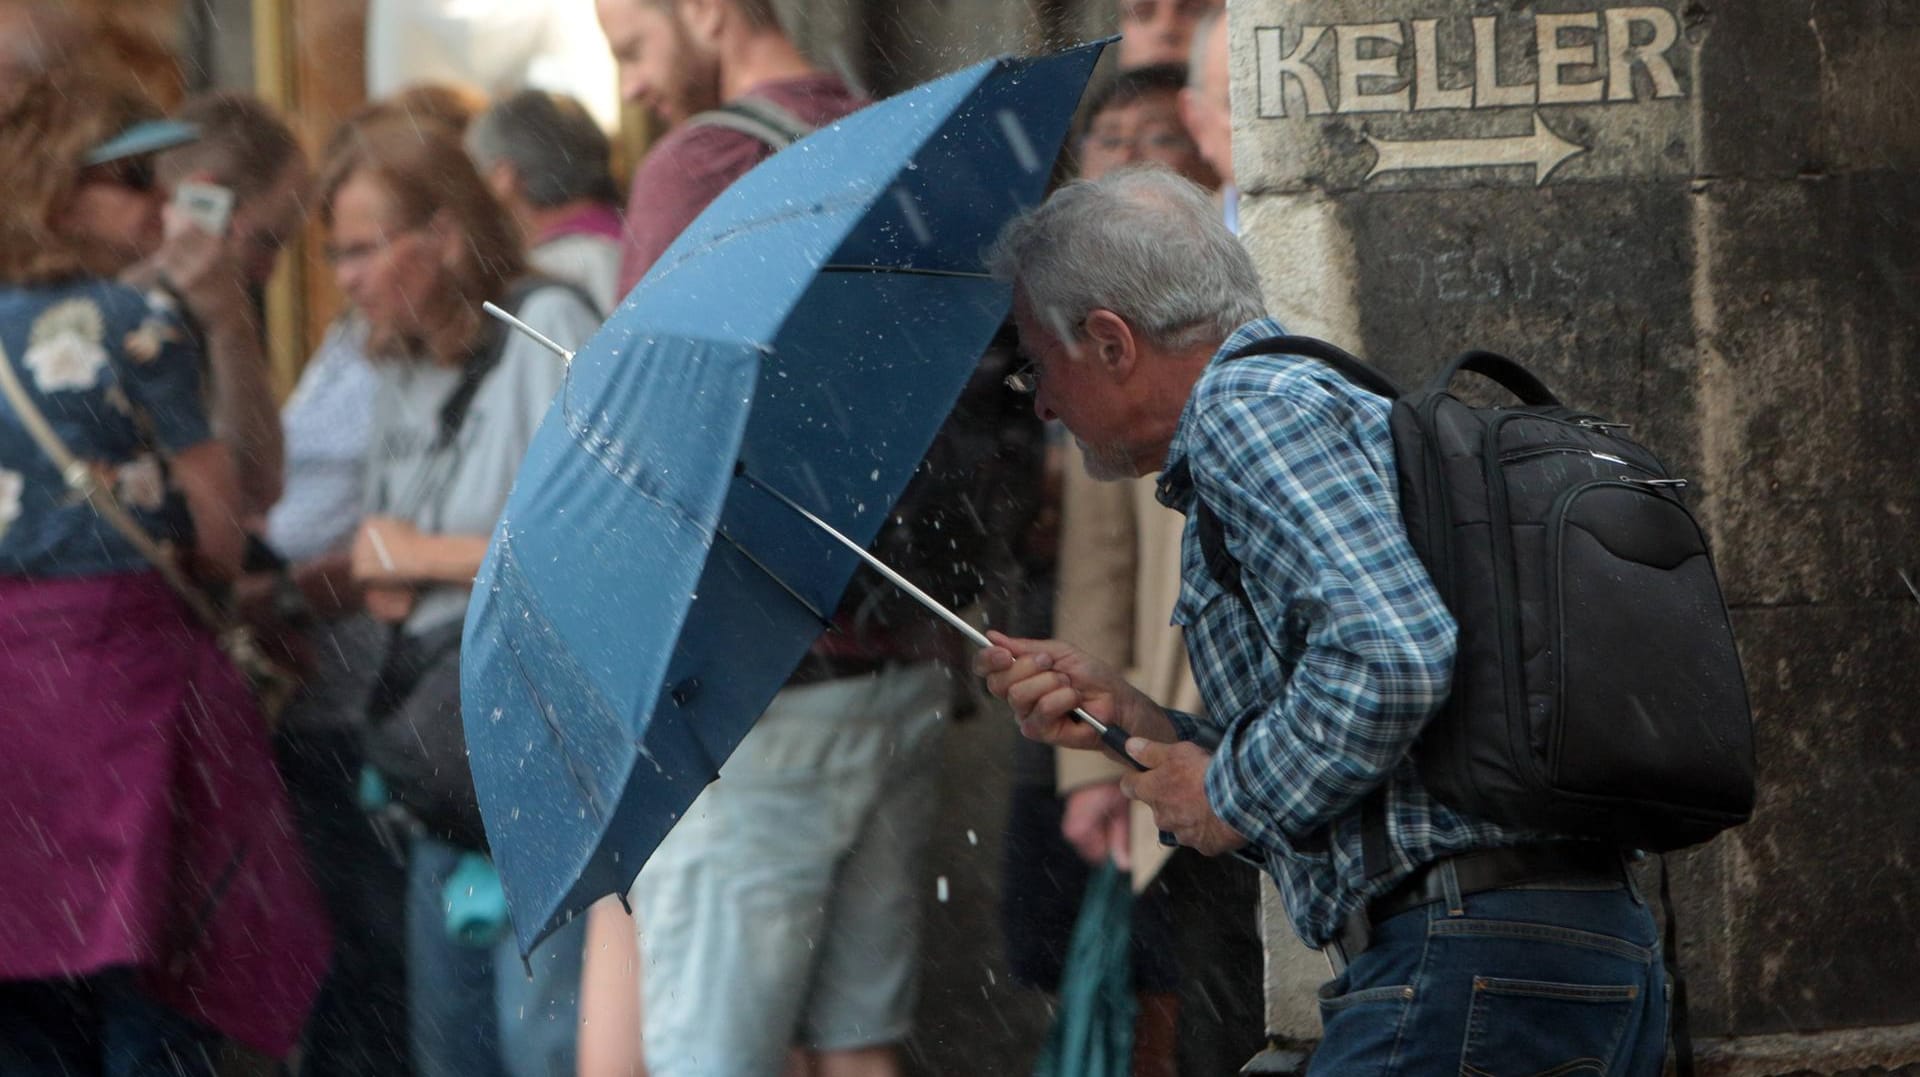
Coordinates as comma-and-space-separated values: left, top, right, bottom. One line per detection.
1364, 112, 1587, 186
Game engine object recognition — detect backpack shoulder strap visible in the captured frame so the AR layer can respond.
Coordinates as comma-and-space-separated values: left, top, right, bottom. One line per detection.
1192, 495, 1244, 601
1195, 482, 1397, 879
1223, 334, 1403, 400
685, 95, 817, 151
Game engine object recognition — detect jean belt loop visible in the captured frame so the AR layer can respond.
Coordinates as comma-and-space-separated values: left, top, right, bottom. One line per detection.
1623, 850, 1646, 906
1440, 856, 1465, 917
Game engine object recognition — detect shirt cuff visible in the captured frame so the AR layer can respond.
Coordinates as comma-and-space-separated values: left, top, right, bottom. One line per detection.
1202, 751, 1292, 861
1162, 707, 1216, 748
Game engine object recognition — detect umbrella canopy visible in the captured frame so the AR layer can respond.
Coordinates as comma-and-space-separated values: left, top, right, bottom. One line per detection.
461, 41, 1109, 956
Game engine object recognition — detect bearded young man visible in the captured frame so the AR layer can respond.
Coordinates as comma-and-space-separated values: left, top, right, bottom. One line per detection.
598, 0, 861, 295
980, 168, 1671, 1076
592, 6, 961, 1077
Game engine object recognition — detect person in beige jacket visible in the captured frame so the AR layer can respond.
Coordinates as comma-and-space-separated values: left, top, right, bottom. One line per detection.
1053, 442, 1269, 1076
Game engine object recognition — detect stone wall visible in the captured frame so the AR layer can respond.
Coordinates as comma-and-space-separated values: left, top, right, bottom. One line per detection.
1233, 0, 1920, 1069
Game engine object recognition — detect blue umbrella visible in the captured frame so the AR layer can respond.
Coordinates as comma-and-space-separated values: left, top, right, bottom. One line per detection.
461, 41, 1112, 956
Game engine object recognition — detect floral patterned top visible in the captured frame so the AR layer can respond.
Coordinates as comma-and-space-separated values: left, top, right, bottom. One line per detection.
0, 279, 211, 576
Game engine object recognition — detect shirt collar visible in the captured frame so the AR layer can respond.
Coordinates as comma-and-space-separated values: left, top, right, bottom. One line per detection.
533, 202, 625, 246
1155, 315, 1291, 512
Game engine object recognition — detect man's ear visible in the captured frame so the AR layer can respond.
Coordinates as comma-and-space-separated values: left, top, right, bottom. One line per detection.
1082, 308, 1137, 378
485, 161, 521, 203
678, 0, 724, 45
1178, 86, 1200, 131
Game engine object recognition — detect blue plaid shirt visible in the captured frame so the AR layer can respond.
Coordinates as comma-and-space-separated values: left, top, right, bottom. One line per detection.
1156, 318, 1526, 946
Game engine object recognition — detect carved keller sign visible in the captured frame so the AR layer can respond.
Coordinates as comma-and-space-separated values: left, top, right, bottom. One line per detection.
1248, 4, 1694, 188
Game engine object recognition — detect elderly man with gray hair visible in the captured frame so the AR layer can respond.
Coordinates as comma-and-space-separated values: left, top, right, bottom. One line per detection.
979, 167, 1670, 1075
466, 89, 624, 313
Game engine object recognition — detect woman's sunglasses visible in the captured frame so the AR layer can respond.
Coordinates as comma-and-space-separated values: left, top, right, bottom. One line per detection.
78, 155, 158, 194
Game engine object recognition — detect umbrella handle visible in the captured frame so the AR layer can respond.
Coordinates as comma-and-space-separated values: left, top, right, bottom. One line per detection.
1084, 712, 1147, 773
738, 468, 1152, 772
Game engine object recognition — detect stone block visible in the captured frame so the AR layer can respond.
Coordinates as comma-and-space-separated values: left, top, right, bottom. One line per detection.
1711, 604, 1920, 1035
1692, 174, 1920, 605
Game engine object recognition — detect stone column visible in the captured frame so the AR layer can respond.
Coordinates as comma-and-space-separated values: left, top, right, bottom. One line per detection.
1230, 2, 1920, 1069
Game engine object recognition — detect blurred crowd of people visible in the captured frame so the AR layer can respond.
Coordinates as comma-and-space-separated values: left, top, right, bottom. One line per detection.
0, 0, 1279, 1075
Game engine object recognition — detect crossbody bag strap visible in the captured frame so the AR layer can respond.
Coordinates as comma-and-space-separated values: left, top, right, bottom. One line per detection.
0, 341, 229, 634
393, 277, 568, 525
686, 95, 818, 151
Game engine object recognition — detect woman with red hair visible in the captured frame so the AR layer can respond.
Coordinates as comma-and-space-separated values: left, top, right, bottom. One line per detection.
0, 70, 328, 1074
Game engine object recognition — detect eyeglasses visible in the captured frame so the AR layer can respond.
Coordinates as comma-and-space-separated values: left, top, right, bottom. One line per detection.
78, 156, 157, 194
1004, 362, 1040, 394
1004, 314, 1093, 394
322, 225, 424, 268
1082, 127, 1199, 158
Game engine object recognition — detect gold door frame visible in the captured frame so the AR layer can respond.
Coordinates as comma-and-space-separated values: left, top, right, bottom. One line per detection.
251, 0, 302, 400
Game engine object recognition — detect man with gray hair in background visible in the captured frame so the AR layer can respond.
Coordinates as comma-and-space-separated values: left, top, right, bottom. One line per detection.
466, 89, 625, 314
979, 168, 1671, 1074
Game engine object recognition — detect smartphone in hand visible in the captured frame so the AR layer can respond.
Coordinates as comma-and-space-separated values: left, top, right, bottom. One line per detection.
172, 181, 234, 236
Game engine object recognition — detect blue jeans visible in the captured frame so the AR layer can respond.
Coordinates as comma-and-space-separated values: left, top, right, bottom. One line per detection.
407, 836, 585, 1077
1309, 878, 1668, 1076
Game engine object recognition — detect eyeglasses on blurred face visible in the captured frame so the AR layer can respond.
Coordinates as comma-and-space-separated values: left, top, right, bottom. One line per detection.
322, 225, 425, 269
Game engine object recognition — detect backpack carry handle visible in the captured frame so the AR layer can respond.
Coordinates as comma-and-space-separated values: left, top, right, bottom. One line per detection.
1432, 351, 1562, 406
1224, 334, 1404, 400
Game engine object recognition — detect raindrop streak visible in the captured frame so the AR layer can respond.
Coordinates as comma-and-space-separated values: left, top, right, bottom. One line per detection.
995, 109, 1042, 174
966, 829, 978, 846
891, 187, 934, 247
935, 876, 950, 903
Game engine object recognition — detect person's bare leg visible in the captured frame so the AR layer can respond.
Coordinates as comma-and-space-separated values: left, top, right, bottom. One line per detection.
811, 1044, 901, 1077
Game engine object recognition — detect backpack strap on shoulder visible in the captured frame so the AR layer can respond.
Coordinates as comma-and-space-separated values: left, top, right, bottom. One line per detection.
1223, 334, 1404, 400
1192, 496, 1243, 601
1430, 350, 1560, 405
686, 95, 817, 151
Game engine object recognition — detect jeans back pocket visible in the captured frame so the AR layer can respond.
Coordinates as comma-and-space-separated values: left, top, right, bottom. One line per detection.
1460, 976, 1639, 1076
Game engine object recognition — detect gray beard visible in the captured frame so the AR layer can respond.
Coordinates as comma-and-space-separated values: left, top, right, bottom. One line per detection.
1078, 439, 1137, 482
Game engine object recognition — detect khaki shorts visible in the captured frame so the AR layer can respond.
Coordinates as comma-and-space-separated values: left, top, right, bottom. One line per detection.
629, 662, 947, 1076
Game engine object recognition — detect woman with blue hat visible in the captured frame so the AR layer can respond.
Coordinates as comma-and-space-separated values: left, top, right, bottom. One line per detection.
0, 69, 329, 1074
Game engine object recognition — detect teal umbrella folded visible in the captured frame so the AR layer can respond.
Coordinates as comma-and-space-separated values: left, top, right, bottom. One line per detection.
1035, 861, 1136, 1077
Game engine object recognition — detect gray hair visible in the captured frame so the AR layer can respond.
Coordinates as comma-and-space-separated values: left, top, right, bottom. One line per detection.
465, 89, 618, 209
987, 166, 1263, 351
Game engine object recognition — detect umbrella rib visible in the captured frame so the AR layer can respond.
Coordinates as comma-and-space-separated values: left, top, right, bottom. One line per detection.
501, 627, 612, 822
735, 467, 1149, 772
712, 526, 836, 629
492, 537, 615, 823
818, 264, 993, 279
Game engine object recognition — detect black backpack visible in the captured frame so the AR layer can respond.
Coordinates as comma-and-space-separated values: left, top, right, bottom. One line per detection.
1196, 335, 1756, 854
